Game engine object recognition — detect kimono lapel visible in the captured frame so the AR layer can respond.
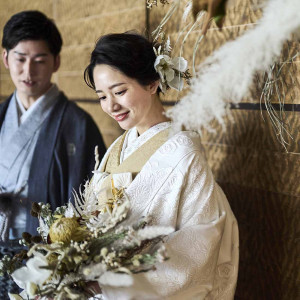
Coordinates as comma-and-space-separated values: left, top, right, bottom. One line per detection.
0, 94, 19, 156
1, 93, 19, 135
26, 94, 68, 234
0, 94, 21, 173
98, 128, 169, 207
103, 131, 128, 173
0, 96, 11, 127
0, 88, 59, 176
105, 128, 169, 175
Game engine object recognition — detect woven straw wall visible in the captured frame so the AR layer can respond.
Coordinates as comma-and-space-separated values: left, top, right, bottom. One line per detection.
0, 1, 299, 299
149, 1, 300, 299
0, 0, 146, 146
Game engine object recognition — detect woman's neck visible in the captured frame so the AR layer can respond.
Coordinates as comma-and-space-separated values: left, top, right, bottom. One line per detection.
136, 97, 169, 135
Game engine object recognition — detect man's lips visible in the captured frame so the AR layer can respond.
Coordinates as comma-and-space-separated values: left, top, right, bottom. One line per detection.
22, 80, 36, 87
113, 112, 129, 122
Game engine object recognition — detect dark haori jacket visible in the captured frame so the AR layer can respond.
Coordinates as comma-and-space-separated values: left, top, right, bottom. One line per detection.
0, 93, 106, 235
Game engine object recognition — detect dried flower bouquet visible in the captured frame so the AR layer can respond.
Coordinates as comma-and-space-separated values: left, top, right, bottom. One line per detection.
0, 177, 173, 300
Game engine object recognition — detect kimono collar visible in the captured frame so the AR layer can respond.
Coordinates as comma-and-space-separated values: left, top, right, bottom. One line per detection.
15, 84, 60, 125
95, 127, 170, 209
121, 121, 171, 163
0, 84, 60, 177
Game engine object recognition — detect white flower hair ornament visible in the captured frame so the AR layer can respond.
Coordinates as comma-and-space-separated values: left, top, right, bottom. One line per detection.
153, 43, 191, 93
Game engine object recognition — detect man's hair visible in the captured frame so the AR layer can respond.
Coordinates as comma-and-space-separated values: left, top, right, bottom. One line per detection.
2, 10, 62, 56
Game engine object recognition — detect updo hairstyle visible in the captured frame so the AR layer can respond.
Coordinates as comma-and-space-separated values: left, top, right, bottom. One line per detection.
84, 32, 160, 91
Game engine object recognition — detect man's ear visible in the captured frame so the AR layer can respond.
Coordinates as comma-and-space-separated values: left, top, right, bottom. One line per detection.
149, 80, 160, 95
53, 55, 60, 72
2, 50, 9, 69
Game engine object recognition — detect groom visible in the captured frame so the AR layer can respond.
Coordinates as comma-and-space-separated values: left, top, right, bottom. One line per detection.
0, 10, 106, 241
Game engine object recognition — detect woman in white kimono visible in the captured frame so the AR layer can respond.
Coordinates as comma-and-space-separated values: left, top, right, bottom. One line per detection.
84, 33, 239, 299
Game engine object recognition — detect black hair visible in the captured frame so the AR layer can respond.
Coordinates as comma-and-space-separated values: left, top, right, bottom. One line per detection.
84, 32, 160, 90
2, 10, 62, 56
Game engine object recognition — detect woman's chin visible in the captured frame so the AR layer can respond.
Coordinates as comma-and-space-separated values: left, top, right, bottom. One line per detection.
117, 120, 134, 131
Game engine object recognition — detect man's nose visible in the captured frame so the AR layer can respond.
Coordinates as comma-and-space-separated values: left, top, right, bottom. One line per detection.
24, 60, 35, 77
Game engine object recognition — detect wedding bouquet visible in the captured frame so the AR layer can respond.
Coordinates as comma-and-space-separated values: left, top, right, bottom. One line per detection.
0, 174, 173, 300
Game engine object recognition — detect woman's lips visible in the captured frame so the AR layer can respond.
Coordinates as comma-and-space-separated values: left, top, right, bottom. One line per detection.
114, 112, 129, 122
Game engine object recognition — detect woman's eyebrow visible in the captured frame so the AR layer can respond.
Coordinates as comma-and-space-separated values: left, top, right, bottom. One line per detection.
95, 82, 125, 93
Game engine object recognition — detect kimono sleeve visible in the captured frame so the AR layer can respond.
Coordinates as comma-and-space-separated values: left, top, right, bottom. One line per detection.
101, 151, 238, 300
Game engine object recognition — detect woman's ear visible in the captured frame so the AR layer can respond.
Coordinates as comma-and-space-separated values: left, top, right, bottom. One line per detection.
149, 80, 160, 95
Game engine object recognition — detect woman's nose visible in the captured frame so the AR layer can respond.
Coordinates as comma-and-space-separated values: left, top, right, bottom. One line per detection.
108, 98, 121, 112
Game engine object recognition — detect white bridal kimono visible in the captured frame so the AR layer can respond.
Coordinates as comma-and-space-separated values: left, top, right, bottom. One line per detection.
93, 122, 239, 300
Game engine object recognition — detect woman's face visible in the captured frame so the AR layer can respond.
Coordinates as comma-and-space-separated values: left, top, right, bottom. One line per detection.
93, 64, 159, 134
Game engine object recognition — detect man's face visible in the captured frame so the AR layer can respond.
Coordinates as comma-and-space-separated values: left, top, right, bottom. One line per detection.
2, 40, 60, 103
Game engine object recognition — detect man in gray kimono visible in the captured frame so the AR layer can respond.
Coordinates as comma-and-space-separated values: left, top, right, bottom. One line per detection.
0, 11, 106, 244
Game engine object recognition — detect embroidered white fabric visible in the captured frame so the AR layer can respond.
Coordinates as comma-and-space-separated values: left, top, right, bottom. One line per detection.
95, 126, 239, 300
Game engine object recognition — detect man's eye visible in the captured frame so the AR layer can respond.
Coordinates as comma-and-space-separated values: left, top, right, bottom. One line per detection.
17, 59, 25, 62
35, 60, 45, 64
99, 96, 106, 101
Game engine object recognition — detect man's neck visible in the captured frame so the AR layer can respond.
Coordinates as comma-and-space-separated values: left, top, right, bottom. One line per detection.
17, 95, 36, 110
16, 84, 53, 110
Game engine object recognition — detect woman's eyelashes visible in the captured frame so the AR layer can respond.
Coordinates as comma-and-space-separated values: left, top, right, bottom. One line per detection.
98, 89, 127, 101
115, 89, 127, 96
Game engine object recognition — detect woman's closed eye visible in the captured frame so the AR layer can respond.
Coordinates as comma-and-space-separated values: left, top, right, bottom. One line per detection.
98, 89, 126, 101
98, 95, 106, 101
115, 89, 127, 96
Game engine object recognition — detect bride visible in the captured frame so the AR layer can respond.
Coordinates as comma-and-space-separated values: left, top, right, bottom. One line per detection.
84, 32, 239, 299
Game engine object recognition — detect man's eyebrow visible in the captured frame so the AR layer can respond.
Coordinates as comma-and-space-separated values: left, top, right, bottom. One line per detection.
95, 83, 126, 93
13, 51, 49, 57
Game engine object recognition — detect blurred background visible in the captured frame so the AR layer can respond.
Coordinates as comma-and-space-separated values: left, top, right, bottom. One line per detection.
0, 0, 299, 299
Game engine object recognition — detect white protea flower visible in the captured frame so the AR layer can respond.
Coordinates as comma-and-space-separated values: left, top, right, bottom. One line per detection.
168, 75, 184, 91
155, 55, 175, 81
154, 55, 188, 92
172, 56, 188, 72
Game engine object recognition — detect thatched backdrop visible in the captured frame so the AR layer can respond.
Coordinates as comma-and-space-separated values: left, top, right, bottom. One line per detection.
0, 1, 299, 299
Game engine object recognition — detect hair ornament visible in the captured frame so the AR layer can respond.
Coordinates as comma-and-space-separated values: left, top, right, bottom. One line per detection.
153, 34, 191, 93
